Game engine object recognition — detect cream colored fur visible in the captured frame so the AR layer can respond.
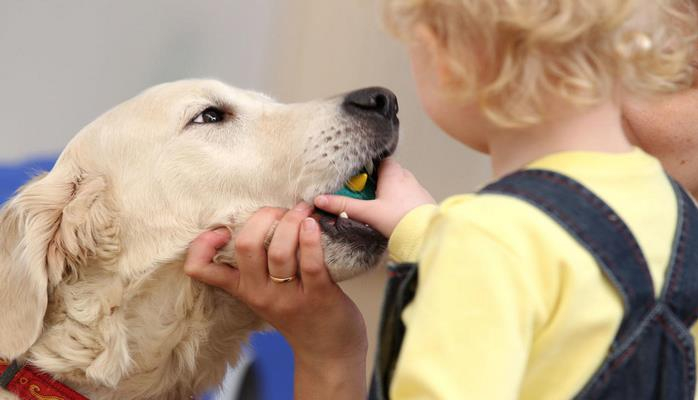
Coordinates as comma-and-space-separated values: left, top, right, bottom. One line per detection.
0, 80, 392, 399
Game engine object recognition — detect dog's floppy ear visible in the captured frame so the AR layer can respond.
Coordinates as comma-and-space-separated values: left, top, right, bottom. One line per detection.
0, 170, 118, 360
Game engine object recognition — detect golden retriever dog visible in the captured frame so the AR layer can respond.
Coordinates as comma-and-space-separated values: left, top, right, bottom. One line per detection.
0, 80, 399, 399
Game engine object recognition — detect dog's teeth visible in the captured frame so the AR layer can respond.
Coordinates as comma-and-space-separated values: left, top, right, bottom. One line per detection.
339, 212, 349, 219
365, 159, 374, 175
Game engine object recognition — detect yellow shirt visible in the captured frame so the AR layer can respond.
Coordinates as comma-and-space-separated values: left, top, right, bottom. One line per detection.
387, 149, 692, 399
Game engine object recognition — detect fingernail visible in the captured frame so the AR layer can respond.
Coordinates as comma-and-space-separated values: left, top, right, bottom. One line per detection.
213, 227, 229, 236
303, 218, 318, 232
295, 202, 312, 211
315, 196, 328, 207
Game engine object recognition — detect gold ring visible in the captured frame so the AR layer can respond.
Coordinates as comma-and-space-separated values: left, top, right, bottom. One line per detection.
269, 274, 296, 283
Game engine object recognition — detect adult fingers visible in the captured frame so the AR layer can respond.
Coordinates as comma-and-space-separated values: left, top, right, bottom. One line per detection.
235, 207, 286, 287
267, 202, 314, 281
187, 261, 240, 295
184, 229, 240, 293
298, 217, 333, 293
184, 229, 230, 269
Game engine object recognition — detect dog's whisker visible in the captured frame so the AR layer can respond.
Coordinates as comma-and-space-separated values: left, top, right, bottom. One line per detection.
329, 159, 341, 175
293, 164, 307, 199
288, 150, 307, 198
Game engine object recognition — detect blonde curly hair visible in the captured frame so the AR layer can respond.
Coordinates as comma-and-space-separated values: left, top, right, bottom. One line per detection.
384, 0, 698, 127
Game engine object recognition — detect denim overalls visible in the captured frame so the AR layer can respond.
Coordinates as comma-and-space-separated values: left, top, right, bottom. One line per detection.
369, 170, 698, 400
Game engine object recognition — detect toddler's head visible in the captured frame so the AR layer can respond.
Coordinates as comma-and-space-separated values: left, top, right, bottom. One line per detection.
384, 0, 696, 149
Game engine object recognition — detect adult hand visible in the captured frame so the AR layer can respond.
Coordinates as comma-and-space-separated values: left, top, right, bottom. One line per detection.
184, 203, 367, 399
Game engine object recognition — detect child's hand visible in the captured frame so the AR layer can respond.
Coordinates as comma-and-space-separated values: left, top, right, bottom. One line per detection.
183, 204, 367, 397
315, 157, 435, 238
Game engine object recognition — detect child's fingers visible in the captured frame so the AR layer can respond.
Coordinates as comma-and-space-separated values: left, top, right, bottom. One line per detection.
313, 158, 405, 221
376, 156, 403, 181
314, 195, 373, 223
298, 218, 332, 293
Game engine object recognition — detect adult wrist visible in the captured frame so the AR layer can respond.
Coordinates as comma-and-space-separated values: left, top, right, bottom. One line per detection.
294, 352, 367, 399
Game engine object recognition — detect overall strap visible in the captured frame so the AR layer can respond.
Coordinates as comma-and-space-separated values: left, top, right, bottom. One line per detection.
661, 180, 698, 326
480, 169, 656, 341
369, 263, 419, 400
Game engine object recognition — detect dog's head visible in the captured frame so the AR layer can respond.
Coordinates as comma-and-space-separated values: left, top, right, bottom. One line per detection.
0, 79, 398, 360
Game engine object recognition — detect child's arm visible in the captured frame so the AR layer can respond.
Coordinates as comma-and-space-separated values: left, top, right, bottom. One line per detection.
389, 211, 548, 399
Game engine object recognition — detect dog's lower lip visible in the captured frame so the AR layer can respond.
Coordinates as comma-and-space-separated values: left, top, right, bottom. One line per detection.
311, 208, 384, 238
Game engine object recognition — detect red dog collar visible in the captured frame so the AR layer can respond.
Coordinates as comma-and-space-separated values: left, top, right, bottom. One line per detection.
0, 360, 88, 400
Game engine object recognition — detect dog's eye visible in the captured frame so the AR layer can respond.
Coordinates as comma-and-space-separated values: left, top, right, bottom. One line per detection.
192, 107, 225, 124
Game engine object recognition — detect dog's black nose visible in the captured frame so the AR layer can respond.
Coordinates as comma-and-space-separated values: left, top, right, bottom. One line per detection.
343, 87, 398, 121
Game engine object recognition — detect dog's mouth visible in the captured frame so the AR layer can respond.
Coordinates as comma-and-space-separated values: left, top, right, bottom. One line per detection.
309, 148, 393, 257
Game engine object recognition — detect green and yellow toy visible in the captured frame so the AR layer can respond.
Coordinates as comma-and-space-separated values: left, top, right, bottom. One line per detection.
335, 167, 378, 200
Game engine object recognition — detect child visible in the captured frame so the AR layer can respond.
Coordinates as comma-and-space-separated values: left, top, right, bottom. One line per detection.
184, 0, 698, 398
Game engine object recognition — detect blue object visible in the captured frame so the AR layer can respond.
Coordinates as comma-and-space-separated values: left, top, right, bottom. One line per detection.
250, 332, 294, 400
0, 156, 56, 203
